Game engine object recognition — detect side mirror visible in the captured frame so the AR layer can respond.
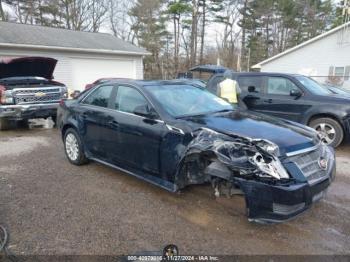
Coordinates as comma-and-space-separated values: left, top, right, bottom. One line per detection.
290, 89, 302, 97
133, 105, 157, 119
248, 86, 256, 93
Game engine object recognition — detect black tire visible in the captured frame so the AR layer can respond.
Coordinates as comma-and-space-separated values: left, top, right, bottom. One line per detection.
0, 118, 10, 131
309, 117, 344, 148
51, 116, 57, 127
17, 119, 29, 128
63, 128, 88, 165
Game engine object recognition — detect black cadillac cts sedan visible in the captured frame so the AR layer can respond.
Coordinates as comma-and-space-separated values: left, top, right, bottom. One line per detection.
57, 80, 335, 223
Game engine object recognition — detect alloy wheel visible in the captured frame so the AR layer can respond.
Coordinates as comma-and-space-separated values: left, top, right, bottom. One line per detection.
314, 123, 336, 145
65, 133, 79, 161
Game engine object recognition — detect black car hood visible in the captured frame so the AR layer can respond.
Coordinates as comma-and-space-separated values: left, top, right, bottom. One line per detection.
0, 57, 57, 80
185, 110, 316, 155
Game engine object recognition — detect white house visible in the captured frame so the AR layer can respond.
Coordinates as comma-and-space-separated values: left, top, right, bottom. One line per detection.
253, 22, 350, 89
0, 22, 149, 91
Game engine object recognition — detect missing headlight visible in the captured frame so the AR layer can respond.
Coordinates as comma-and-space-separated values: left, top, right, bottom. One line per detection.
251, 152, 289, 179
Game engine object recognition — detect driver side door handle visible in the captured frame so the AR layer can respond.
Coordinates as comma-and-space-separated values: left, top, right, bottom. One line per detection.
108, 120, 120, 129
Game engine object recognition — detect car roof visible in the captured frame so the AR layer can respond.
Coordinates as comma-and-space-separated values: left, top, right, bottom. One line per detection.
227, 72, 305, 77
103, 78, 204, 87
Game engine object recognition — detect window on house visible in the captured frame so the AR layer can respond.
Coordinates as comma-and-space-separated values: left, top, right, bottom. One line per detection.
329, 66, 350, 80
334, 67, 345, 77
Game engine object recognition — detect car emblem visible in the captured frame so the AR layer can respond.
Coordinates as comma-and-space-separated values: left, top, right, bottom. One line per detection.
35, 92, 46, 97
318, 158, 328, 170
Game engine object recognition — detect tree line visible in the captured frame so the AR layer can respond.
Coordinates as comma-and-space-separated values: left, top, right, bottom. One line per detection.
0, 0, 346, 79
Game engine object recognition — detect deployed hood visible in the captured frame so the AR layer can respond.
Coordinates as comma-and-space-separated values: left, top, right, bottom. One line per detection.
185, 110, 317, 155
0, 57, 57, 80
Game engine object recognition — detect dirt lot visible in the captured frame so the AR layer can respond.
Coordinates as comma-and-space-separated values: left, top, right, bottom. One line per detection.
0, 120, 350, 256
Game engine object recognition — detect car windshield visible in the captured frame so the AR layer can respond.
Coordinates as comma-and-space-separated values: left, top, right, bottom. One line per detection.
147, 84, 234, 118
296, 76, 331, 95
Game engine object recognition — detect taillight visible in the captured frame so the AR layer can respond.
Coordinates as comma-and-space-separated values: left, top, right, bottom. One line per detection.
0, 85, 14, 105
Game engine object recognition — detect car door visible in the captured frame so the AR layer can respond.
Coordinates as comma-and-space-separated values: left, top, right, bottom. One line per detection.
108, 84, 166, 175
79, 84, 116, 160
237, 75, 266, 111
258, 76, 309, 122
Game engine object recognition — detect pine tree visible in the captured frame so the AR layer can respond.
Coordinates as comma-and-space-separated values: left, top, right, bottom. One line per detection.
130, 0, 169, 79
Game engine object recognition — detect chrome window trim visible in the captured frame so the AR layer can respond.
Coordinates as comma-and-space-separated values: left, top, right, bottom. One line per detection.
80, 83, 164, 123
286, 145, 319, 157
80, 103, 165, 124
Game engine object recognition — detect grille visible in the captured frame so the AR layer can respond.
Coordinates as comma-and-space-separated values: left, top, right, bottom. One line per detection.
13, 87, 61, 104
273, 202, 305, 215
289, 148, 327, 184
13, 88, 60, 94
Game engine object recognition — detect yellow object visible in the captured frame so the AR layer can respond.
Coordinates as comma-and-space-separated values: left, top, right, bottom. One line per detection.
218, 79, 238, 103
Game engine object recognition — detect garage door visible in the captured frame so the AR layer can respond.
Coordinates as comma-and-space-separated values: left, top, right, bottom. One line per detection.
70, 58, 136, 91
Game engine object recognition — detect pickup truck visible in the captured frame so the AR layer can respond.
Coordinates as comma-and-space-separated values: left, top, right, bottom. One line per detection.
0, 57, 67, 130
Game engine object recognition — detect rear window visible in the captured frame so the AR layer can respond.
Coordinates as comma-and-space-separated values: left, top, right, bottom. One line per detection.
237, 76, 263, 93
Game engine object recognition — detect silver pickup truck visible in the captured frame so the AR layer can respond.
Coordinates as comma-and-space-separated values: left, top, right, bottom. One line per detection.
0, 57, 67, 130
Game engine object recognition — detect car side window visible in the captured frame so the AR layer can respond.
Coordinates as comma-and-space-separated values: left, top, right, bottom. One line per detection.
83, 85, 114, 108
115, 85, 148, 114
237, 76, 263, 93
267, 77, 300, 95
208, 75, 224, 94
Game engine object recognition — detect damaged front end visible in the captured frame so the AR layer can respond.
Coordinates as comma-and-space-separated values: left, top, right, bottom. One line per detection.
175, 128, 335, 223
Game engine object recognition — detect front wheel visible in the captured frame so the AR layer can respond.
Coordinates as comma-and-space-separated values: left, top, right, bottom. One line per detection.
309, 117, 344, 147
64, 128, 88, 165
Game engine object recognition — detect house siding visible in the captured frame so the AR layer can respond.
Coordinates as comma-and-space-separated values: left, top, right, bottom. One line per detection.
0, 47, 144, 90
135, 57, 144, 79
259, 29, 350, 89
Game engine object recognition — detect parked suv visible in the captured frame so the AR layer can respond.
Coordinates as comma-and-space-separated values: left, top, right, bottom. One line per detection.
0, 57, 67, 130
207, 72, 350, 147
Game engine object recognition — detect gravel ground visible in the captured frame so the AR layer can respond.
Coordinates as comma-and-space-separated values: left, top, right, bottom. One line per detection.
0, 120, 350, 256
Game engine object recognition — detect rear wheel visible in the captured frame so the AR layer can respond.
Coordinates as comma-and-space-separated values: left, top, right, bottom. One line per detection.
64, 128, 88, 165
309, 117, 343, 147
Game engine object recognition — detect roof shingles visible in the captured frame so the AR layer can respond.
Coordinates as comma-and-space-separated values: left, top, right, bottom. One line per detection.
0, 22, 148, 55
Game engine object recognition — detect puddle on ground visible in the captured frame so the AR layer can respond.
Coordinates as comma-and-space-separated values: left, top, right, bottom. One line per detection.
0, 136, 50, 157
0, 118, 53, 156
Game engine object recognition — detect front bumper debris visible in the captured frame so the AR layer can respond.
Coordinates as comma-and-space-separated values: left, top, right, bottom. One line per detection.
0, 103, 59, 120
240, 149, 335, 223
